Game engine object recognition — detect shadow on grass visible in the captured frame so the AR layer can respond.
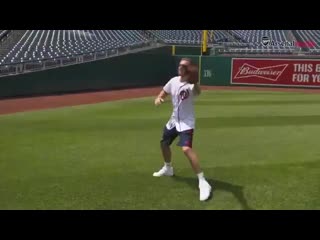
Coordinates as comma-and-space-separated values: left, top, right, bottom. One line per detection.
172, 175, 253, 210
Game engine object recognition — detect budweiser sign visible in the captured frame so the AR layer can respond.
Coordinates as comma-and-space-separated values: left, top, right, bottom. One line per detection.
231, 58, 320, 87
234, 63, 288, 81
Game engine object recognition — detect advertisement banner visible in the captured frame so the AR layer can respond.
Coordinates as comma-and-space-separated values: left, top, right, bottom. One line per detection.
231, 58, 320, 87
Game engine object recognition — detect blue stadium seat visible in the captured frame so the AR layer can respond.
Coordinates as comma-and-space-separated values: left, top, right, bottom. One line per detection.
0, 30, 149, 65
295, 30, 320, 50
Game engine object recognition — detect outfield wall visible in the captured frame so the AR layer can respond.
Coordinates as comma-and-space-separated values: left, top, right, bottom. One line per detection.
1, 47, 320, 98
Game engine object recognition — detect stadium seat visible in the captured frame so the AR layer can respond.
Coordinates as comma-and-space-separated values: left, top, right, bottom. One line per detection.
295, 30, 320, 50
0, 30, 149, 65
229, 30, 297, 53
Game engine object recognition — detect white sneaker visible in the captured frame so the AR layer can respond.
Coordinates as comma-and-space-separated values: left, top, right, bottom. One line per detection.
199, 180, 212, 201
153, 166, 174, 177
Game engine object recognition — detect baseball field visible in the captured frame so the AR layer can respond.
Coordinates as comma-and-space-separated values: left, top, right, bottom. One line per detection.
0, 87, 319, 210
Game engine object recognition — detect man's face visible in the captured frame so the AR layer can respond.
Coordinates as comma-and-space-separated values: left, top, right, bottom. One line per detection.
178, 59, 191, 76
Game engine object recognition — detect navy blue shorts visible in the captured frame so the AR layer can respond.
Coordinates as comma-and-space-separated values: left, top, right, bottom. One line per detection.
160, 126, 194, 148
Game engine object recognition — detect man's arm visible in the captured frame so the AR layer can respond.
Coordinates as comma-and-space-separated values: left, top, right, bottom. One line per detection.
155, 90, 169, 106
192, 83, 201, 96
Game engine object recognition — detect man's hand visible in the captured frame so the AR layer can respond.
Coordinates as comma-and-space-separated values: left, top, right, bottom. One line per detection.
192, 83, 201, 96
154, 90, 168, 106
155, 97, 164, 106
186, 64, 199, 84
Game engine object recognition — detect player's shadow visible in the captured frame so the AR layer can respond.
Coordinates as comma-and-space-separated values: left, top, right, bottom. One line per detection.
172, 175, 253, 210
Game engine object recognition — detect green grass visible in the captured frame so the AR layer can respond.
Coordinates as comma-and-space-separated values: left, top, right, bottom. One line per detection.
0, 90, 319, 209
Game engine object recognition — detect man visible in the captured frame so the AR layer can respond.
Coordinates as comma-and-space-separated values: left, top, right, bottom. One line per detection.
153, 58, 212, 201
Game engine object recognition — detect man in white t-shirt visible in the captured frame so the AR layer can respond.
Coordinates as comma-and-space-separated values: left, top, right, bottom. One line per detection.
153, 58, 212, 201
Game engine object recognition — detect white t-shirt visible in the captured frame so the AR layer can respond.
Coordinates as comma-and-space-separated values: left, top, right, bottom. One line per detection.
163, 76, 198, 132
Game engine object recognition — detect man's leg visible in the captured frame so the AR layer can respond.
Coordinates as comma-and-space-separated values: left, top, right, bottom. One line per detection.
182, 146, 202, 174
153, 126, 178, 177
178, 130, 212, 201
161, 140, 172, 164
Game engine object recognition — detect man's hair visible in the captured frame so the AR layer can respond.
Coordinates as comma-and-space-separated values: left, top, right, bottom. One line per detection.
181, 58, 193, 64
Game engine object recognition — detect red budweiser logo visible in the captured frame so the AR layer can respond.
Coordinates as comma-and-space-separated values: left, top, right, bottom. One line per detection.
234, 63, 288, 81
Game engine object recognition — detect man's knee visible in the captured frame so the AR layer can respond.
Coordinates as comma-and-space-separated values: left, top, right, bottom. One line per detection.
182, 146, 192, 154
161, 140, 170, 148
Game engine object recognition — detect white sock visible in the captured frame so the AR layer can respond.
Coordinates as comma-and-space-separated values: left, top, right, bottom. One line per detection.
165, 162, 171, 168
197, 172, 205, 181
